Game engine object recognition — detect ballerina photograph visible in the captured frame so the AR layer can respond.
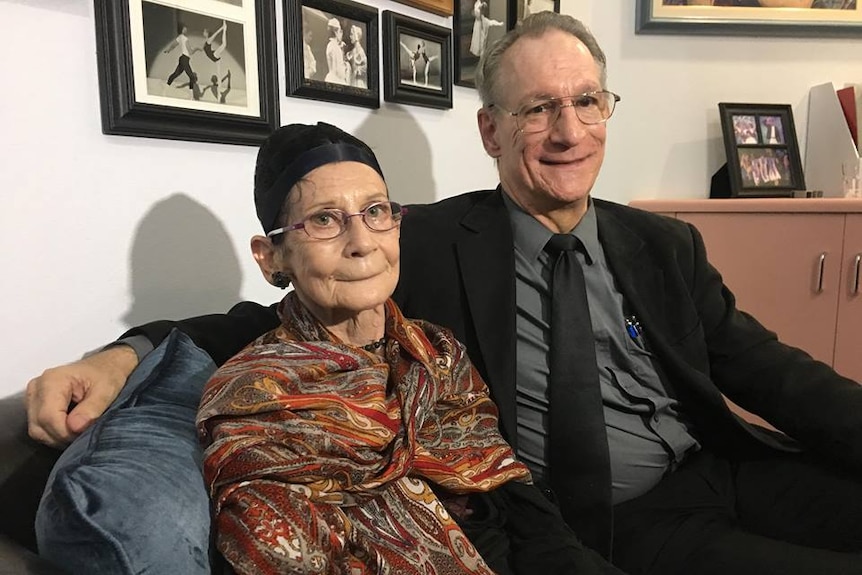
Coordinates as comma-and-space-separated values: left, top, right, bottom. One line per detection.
455, 0, 506, 87
399, 37, 441, 89
140, 3, 247, 109
383, 12, 451, 109
468, 0, 504, 57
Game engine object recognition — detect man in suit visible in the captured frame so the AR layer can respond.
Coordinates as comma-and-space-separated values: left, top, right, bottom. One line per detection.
27, 12, 862, 574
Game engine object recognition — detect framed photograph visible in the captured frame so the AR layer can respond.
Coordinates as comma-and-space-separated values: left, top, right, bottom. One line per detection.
390, 0, 454, 16
636, 0, 862, 38
454, 0, 509, 88
94, 0, 279, 146
383, 12, 452, 109
717, 103, 805, 198
510, 0, 560, 28
284, 0, 379, 109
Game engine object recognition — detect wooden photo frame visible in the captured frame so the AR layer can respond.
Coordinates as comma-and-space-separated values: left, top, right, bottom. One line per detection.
284, 0, 379, 109
454, 0, 509, 88
94, 0, 279, 146
383, 11, 452, 109
509, 0, 560, 28
718, 103, 805, 198
636, 0, 862, 38
390, 0, 454, 16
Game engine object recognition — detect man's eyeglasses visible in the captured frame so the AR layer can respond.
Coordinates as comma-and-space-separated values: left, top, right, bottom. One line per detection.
266, 201, 406, 240
491, 91, 621, 134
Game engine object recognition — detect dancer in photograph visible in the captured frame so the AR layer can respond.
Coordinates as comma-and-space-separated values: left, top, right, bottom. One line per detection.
400, 40, 425, 85
323, 18, 349, 85
346, 24, 367, 88
200, 69, 232, 104
302, 23, 316, 79
469, 0, 504, 57
202, 21, 228, 64
164, 23, 198, 93
218, 69, 231, 104
417, 41, 438, 87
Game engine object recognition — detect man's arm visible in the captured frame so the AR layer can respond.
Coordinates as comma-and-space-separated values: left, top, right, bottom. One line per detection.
26, 301, 280, 447
26, 345, 139, 448
122, 301, 281, 366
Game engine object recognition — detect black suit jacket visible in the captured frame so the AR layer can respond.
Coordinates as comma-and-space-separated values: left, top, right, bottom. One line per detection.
129, 189, 862, 472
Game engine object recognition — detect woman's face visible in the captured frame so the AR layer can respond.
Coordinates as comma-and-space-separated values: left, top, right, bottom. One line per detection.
276, 162, 399, 324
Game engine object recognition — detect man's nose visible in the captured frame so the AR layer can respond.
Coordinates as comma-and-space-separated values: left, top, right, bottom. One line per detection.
550, 103, 588, 143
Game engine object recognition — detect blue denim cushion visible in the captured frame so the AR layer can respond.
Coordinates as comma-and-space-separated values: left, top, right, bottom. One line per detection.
35, 330, 216, 575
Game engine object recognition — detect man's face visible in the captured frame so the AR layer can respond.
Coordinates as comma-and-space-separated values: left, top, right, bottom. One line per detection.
478, 29, 607, 230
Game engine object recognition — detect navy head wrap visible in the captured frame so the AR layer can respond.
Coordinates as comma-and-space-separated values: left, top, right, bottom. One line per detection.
254, 122, 384, 234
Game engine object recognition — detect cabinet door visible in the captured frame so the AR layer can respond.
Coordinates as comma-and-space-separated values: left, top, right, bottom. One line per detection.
678, 213, 844, 366
833, 214, 862, 383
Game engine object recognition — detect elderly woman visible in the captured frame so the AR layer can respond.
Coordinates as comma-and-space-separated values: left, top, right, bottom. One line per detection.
196, 123, 620, 575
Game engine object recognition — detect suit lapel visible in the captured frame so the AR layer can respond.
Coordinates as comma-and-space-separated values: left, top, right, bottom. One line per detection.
595, 205, 667, 341
455, 191, 519, 441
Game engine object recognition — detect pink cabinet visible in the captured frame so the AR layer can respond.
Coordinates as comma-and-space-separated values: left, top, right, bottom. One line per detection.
834, 214, 862, 383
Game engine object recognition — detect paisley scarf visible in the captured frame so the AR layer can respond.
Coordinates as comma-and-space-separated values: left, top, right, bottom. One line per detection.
197, 292, 530, 574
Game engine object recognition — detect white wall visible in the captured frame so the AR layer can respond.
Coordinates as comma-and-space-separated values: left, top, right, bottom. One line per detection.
2, 0, 861, 396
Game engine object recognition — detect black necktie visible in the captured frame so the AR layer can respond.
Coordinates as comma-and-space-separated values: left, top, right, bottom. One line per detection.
544, 233, 612, 558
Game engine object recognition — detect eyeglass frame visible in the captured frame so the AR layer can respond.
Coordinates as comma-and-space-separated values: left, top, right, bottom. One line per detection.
489, 90, 621, 134
266, 200, 407, 240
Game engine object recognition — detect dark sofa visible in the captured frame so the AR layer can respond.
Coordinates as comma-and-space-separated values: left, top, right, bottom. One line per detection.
0, 393, 64, 575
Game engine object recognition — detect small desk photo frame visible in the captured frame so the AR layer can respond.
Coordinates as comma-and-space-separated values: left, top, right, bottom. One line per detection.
717, 102, 805, 198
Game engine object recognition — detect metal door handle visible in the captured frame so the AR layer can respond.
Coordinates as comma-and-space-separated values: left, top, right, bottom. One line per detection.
853, 254, 861, 295
817, 253, 827, 293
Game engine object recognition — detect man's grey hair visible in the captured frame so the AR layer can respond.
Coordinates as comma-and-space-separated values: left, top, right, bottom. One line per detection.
475, 12, 607, 109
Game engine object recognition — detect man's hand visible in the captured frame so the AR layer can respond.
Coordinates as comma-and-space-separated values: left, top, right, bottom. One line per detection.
25, 346, 140, 448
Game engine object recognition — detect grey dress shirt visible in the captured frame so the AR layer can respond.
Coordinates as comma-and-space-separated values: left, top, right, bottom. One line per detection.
504, 194, 700, 504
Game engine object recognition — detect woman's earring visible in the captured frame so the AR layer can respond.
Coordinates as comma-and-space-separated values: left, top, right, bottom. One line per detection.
272, 271, 290, 289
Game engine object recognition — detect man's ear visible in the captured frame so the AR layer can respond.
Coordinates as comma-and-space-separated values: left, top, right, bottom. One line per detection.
477, 107, 503, 158
250, 235, 285, 286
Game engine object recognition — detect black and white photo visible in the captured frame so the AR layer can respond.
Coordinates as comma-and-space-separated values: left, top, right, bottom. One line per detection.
284, 0, 379, 108
398, 34, 442, 90
140, 3, 246, 108
383, 11, 452, 109
95, 0, 279, 145
512, 0, 559, 27
454, 0, 507, 88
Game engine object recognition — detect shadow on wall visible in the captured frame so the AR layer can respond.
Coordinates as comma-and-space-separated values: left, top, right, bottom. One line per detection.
123, 193, 242, 327
355, 108, 437, 206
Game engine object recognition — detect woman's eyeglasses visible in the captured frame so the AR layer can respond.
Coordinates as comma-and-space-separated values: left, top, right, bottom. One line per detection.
266, 201, 406, 240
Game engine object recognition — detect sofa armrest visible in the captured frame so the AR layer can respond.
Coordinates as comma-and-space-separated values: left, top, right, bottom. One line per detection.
0, 393, 61, 554
0, 534, 66, 575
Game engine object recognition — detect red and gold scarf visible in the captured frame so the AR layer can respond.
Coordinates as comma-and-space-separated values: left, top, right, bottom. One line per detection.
197, 292, 530, 574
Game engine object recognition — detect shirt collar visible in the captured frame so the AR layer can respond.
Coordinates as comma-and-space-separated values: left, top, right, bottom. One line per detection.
502, 191, 597, 265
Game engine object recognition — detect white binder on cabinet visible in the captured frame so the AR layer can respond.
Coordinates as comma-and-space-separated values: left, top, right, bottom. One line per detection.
805, 82, 860, 198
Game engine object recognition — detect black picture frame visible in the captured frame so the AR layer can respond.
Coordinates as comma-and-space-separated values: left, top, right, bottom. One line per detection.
454, 0, 509, 88
94, 0, 279, 146
284, 0, 379, 109
717, 103, 805, 198
383, 12, 453, 109
509, 0, 560, 28
636, 0, 862, 38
